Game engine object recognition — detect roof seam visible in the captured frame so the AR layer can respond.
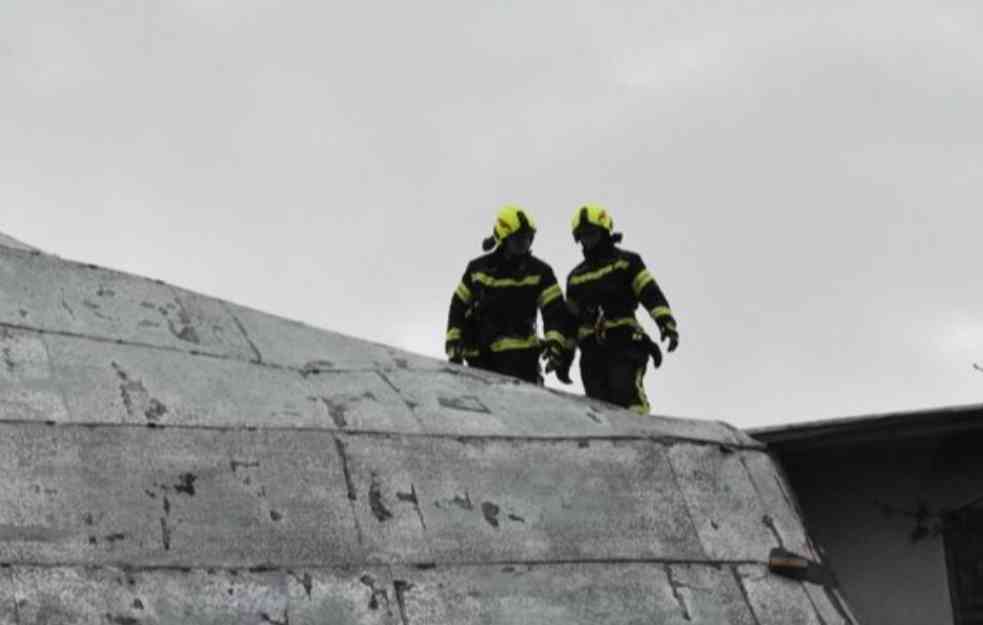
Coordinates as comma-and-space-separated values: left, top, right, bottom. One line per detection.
0, 418, 766, 449
220, 300, 264, 364
801, 582, 830, 625
730, 564, 763, 625
0, 320, 361, 376
0, 558, 773, 571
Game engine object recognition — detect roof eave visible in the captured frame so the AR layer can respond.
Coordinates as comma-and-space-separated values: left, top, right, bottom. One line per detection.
749, 403, 983, 451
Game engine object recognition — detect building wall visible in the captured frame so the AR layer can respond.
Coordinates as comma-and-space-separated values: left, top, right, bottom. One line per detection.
778, 431, 983, 625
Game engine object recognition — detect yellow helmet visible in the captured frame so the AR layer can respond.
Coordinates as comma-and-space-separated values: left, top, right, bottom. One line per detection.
482, 204, 537, 250
571, 203, 614, 241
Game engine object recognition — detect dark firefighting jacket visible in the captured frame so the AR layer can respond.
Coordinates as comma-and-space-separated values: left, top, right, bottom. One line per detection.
447, 249, 573, 357
566, 243, 676, 349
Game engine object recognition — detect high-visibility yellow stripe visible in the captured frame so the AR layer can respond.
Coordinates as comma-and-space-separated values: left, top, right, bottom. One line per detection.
544, 330, 574, 351
649, 306, 673, 320
455, 282, 473, 303
538, 284, 562, 308
489, 335, 541, 352
463, 348, 480, 358
632, 270, 654, 296
544, 330, 564, 344
446, 327, 462, 341
577, 317, 641, 339
631, 367, 649, 415
568, 260, 630, 286
471, 272, 541, 288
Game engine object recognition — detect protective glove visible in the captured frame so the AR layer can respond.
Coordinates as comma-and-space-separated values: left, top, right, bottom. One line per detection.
445, 340, 464, 365
656, 317, 679, 353
541, 339, 573, 384
645, 335, 663, 369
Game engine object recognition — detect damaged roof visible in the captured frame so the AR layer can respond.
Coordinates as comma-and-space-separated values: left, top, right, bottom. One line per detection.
0, 233, 858, 624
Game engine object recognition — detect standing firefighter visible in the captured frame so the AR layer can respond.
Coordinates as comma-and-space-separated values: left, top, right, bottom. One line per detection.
445, 205, 574, 385
566, 204, 680, 414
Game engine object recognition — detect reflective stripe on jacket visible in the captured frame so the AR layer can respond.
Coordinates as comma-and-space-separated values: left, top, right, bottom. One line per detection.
447, 249, 573, 354
566, 247, 675, 347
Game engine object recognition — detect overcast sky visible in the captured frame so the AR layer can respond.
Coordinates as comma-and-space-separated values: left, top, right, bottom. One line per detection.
3, 1, 982, 428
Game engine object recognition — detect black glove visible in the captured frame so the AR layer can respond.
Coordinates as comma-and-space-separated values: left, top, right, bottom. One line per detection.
645, 335, 663, 369
445, 340, 464, 365
542, 339, 573, 384
657, 317, 679, 352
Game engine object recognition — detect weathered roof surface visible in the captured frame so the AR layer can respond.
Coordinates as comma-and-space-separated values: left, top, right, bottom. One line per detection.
0, 237, 858, 624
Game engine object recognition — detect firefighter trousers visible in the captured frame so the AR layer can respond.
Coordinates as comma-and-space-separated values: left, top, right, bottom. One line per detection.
579, 342, 650, 414
467, 347, 542, 385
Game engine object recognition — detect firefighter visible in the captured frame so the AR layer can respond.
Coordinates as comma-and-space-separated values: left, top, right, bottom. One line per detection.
445, 205, 574, 384
566, 204, 679, 413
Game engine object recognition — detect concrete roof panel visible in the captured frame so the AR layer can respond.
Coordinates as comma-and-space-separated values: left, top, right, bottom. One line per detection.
389, 562, 757, 625
736, 564, 825, 625
667, 563, 759, 625
287, 567, 401, 624
668, 445, 780, 561
0, 249, 255, 359
339, 436, 705, 564
0, 562, 774, 625
1, 321, 758, 443
741, 450, 819, 560
224, 301, 438, 372
383, 367, 614, 437
0, 423, 360, 567
3, 566, 292, 625
384, 367, 758, 444
38, 329, 417, 431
